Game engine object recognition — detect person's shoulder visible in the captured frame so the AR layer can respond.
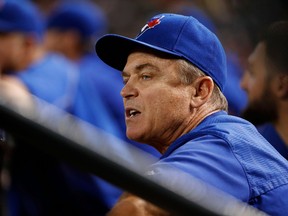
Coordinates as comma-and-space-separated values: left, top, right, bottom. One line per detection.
36, 53, 79, 82
256, 123, 274, 133
44, 53, 78, 71
199, 111, 251, 127
192, 112, 256, 141
251, 183, 288, 215
17, 53, 79, 86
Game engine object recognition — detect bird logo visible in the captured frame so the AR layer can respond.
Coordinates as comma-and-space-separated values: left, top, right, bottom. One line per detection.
138, 15, 164, 36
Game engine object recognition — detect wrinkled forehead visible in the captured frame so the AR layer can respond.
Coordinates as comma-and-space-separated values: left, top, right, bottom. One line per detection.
121, 55, 182, 86
124, 47, 180, 68
124, 50, 180, 72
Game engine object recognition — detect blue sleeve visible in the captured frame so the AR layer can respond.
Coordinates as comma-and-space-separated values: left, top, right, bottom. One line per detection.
147, 135, 250, 202
251, 184, 288, 216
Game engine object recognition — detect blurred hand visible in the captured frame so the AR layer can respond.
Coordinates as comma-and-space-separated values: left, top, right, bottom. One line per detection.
107, 192, 171, 216
0, 75, 34, 111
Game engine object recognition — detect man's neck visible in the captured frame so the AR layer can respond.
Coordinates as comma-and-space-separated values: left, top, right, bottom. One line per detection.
155, 106, 221, 154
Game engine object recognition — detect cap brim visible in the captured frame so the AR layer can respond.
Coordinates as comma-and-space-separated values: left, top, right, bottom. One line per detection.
95, 34, 182, 71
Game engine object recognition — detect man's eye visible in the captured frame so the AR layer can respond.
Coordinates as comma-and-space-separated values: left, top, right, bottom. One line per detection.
142, 75, 151, 80
247, 69, 255, 77
123, 79, 128, 84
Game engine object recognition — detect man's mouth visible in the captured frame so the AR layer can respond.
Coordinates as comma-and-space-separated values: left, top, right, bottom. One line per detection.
126, 108, 141, 118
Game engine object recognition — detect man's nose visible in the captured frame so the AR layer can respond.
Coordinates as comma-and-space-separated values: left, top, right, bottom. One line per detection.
240, 71, 248, 91
121, 80, 138, 99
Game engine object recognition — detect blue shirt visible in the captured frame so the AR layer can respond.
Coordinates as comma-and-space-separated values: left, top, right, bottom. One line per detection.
70, 53, 123, 138
17, 53, 78, 110
8, 53, 121, 216
148, 111, 288, 215
257, 123, 288, 160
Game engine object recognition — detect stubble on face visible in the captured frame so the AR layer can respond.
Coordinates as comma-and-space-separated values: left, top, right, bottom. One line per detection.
241, 42, 279, 125
241, 84, 278, 125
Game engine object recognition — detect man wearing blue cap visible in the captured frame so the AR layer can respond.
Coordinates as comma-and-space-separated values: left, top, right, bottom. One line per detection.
44, 1, 126, 140
96, 13, 288, 215
0, 1, 77, 108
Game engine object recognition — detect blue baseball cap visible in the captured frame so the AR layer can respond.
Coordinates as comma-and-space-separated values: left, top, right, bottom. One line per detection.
179, 7, 217, 34
0, 1, 43, 37
95, 13, 227, 91
46, 1, 107, 39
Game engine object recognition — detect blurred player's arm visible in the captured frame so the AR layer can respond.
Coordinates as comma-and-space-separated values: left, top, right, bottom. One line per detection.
0, 75, 34, 110
107, 192, 170, 216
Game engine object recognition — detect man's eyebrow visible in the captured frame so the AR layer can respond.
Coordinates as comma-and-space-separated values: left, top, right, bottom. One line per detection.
122, 63, 159, 77
135, 63, 159, 71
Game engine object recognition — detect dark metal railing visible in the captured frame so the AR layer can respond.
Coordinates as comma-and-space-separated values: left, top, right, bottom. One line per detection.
0, 96, 266, 216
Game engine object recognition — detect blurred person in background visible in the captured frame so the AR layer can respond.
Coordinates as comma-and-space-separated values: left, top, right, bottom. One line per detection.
0, 0, 77, 109
44, 0, 160, 155
0, 1, 124, 215
44, 0, 125, 140
241, 21, 288, 159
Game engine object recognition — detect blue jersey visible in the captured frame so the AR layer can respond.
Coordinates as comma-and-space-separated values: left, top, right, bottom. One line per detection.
148, 111, 288, 215
258, 123, 288, 160
7, 53, 121, 216
17, 53, 78, 110
71, 53, 123, 138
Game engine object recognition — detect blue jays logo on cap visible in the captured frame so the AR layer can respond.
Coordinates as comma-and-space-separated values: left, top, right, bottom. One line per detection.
96, 13, 227, 91
139, 15, 164, 36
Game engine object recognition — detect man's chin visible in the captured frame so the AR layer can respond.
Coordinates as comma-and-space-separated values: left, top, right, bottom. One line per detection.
127, 131, 144, 143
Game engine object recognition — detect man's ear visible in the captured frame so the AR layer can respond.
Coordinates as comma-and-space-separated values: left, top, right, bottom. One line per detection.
190, 76, 214, 108
275, 74, 288, 99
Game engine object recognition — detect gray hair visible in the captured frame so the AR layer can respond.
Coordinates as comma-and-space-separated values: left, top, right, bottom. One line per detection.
176, 59, 228, 112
